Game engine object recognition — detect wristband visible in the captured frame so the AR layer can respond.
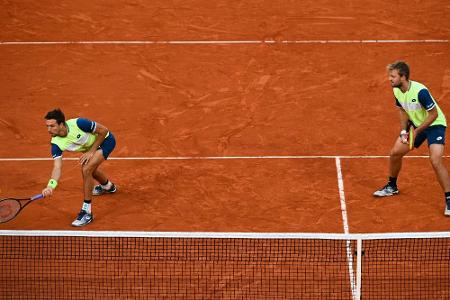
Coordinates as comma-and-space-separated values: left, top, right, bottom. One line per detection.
400, 130, 407, 136
47, 179, 58, 189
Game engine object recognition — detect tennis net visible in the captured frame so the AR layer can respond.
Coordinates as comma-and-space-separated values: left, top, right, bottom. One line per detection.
0, 231, 449, 299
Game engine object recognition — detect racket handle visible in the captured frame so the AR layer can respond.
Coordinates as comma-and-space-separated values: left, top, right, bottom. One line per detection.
30, 194, 44, 201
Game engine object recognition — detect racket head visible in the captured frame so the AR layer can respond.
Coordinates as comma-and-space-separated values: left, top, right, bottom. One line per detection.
0, 199, 21, 223
409, 125, 415, 150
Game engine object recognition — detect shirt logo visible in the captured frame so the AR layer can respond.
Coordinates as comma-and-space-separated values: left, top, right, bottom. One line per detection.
77, 134, 81, 139
411, 99, 417, 102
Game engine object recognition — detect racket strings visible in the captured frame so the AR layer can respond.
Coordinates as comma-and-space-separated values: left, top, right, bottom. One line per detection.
0, 199, 21, 222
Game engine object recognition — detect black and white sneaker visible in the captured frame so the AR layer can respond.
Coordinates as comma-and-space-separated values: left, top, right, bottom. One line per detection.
92, 183, 117, 196
71, 210, 94, 227
445, 206, 450, 217
373, 184, 399, 197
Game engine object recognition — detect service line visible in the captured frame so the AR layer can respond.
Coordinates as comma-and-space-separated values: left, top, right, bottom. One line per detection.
0, 39, 448, 46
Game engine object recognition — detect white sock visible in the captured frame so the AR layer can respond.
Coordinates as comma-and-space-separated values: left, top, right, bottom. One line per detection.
82, 202, 91, 213
101, 180, 112, 190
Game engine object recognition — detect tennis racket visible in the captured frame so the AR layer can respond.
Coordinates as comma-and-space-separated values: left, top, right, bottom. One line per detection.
409, 124, 415, 150
0, 194, 44, 223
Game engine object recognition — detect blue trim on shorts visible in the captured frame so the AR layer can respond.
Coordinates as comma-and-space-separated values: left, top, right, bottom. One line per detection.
98, 132, 116, 159
413, 125, 446, 148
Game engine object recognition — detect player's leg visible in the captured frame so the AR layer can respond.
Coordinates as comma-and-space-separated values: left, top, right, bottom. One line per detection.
389, 138, 411, 177
92, 168, 117, 195
426, 125, 450, 216
92, 168, 108, 186
72, 150, 105, 226
81, 151, 106, 200
91, 133, 117, 196
429, 144, 450, 190
374, 137, 410, 197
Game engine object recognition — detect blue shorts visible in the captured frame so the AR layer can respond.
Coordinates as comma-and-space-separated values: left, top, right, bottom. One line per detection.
412, 125, 446, 148
98, 132, 116, 160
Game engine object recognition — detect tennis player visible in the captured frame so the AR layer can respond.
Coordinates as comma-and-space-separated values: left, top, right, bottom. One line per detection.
374, 61, 450, 216
41, 109, 117, 226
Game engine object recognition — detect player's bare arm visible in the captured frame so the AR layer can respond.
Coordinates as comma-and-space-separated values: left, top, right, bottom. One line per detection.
398, 108, 410, 144
415, 107, 438, 136
79, 122, 109, 165
42, 157, 62, 197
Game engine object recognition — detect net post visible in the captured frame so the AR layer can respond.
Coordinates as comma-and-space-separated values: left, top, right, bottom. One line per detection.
355, 238, 362, 300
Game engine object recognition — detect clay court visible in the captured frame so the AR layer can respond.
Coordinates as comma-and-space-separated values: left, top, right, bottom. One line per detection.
1, 0, 450, 233
1, 1, 450, 299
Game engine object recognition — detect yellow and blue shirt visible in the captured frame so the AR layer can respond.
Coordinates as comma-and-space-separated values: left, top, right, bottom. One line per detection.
50, 118, 106, 159
394, 80, 446, 127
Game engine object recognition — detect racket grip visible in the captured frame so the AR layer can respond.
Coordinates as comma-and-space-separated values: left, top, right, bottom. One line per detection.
31, 194, 44, 201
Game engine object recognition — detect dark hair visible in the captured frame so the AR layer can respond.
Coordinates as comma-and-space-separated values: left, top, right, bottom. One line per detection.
387, 61, 410, 80
45, 108, 65, 124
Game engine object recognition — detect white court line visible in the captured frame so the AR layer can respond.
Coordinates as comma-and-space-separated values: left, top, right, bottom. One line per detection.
0, 39, 448, 45
2, 230, 450, 239
335, 157, 357, 299
335, 157, 350, 234
0, 155, 444, 161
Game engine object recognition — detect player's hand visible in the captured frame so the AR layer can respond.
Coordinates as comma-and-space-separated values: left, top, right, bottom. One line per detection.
400, 130, 408, 144
42, 187, 53, 197
79, 151, 94, 165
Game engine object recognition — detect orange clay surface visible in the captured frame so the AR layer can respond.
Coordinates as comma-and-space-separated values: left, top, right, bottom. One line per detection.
1, 0, 450, 233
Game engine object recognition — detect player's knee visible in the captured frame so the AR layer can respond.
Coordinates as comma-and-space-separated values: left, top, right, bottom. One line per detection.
389, 149, 405, 159
429, 155, 443, 169
82, 165, 95, 177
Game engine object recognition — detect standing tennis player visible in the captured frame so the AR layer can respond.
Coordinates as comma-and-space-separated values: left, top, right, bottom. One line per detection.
373, 61, 450, 216
41, 109, 117, 226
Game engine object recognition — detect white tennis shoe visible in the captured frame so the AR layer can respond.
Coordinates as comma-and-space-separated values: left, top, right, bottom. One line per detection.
373, 184, 399, 197
92, 182, 117, 196
72, 210, 93, 227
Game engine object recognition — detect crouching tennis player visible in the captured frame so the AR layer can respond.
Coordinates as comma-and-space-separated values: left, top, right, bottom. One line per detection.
41, 109, 117, 226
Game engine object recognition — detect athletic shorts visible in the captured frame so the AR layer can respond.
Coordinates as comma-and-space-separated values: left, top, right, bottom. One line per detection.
98, 132, 116, 159
412, 125, 446, 148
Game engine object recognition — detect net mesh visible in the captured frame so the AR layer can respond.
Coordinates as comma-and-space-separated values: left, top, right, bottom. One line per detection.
362, 238, 450, 299
0, 232, 449, 299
